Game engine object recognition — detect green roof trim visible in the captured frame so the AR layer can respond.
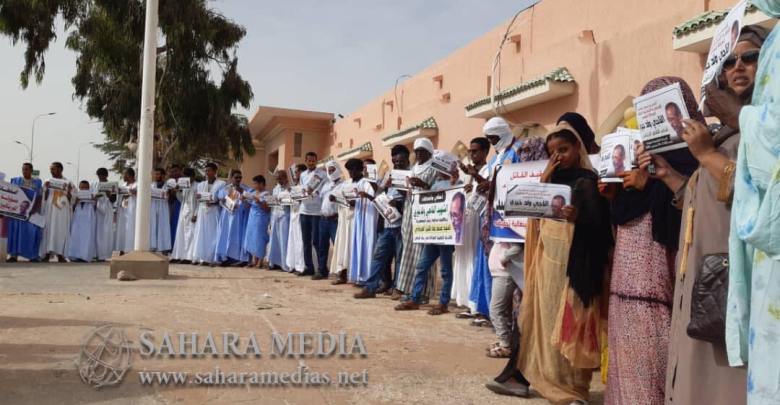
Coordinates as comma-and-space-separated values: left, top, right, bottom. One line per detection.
464, 67, 575, 112
381, 117, 438, 142
336, 141, 373, 158
673, 3, 759, 38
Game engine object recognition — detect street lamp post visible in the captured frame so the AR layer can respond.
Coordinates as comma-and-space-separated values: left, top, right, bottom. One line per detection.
30, 112, 56, 166
14, 140, 31, 159
134, 0, 159, 252
76, 142, 95, 181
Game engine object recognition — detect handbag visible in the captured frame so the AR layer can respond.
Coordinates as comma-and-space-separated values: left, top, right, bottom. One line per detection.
686, 253, 729, 344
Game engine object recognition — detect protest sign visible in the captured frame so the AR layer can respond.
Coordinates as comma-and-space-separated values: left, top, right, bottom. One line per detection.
47, 178, 70, 191
75, 190, 95, 202
504, 183, 571, 219
265, 194, 279, 206
0, 180, 36, 221
491, 155, 598, 242
150, 188, 166, 200
290, 185, 309, 201
277, 191, 293, 206
411, 186, 466, 245
365, 164, 378, 183
177, 178, 191, 189
197, 192, 213, 203
634, 82, 690, 153
389, 169, 412, 190
598, 128, 640, 182
701, 0, 748, 109
431, 150, 459, 176
306, 172, 325, 191
372, 192, 402, 223
466, 193, 487, 217
165, 178, 177, 189
97, 181, 118, 194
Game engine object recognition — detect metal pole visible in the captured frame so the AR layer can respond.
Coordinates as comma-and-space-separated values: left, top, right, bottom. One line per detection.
30, 112, 55, 166
133, 0, 159, 252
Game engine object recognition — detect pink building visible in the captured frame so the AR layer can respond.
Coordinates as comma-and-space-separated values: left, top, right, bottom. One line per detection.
243, 0, 776, 181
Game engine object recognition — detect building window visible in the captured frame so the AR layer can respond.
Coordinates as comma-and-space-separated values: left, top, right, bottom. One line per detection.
293, 132, 303, 157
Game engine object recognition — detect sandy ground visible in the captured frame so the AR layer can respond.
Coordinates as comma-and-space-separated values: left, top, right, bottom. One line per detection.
0, 262, 604, 404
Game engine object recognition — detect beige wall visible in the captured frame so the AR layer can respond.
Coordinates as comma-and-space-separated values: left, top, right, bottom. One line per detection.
327, 0, 729, 165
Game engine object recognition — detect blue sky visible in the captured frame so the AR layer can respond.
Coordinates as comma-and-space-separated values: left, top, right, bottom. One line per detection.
0, 0, 536, 180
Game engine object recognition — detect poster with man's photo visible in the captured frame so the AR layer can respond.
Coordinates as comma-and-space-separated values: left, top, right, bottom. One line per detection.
700, 0, 748, 108
431, 150, 459, 176
634, 82, 690, 153
411, 185, 465, 245
491, 155, 599, 243
0, 180, 37, 221
503, 183, 571, 219
372, 192, 402, 223
598, 128, 641, 182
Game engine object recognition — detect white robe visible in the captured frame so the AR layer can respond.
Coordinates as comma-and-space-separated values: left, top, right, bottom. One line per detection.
330, 180, 354, 273
92, 182, 115, 260
114, 182, 137, 252
149, 182, 172, 252
39, 177, 74, 257
286, 201, 305, 272
452, 165, 489, 310
191, 179, 225, 264
170, 181, 198, 261
66, 198, 97, 262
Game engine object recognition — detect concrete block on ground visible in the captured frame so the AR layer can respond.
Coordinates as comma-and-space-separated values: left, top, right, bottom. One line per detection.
109, 251, 168, 279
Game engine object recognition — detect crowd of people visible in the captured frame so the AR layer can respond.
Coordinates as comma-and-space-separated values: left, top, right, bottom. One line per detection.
3, 15, 780, 405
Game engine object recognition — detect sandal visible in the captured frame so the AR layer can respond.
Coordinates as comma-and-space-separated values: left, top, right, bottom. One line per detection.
427, 304, 449, 315
485, 341, 502, 352
455, 311, 476, 319
487, 346, 511, 358
471, 318, 493, 328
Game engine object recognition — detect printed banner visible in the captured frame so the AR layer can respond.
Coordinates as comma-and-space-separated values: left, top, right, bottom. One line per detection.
411, 186, 466, 245
701, 0, 748, 108
151, 188, 166, 200
372, 192, 402, 223
290, 185, 309, 201
97, 181, 118, 193
503, 183, 571, 219
634, 82, 690, 153
598, 128, 640, 182
0, 180, 36, 221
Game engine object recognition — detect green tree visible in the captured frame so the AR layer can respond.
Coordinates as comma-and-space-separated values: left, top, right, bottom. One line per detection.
0, 0, 255, 171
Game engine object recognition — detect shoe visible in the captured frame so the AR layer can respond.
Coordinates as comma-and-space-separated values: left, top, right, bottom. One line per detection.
331, 270, 347, 285
311, 274, 326, 280
181, 260, 192, 265
7, 257, 18, 263
353, 289, 376, 299
376, 282, 391, 295
57, 255, 67, 263
390, 290, 403, 300
484, 380, 529, 398
170, 259, 180, 264
297, 271, 314, 277
394, 301, 419, 311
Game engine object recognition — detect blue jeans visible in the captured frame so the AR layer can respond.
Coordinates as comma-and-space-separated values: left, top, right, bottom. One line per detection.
411, 244, 455, 305
300, 214, 321, 273
365, 227, 402, 292
317, 216, 338, 276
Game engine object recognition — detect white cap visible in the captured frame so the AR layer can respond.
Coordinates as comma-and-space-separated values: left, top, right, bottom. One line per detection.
413, 138, 434, 154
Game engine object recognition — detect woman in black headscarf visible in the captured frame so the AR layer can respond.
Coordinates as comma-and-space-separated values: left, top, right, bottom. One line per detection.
605, 76, 703, 405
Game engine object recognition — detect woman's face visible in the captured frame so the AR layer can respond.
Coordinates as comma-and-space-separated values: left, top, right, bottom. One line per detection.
546, 137, 580, 170
724, 41, 761, 97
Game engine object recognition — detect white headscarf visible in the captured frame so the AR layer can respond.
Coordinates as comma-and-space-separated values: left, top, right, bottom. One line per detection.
325, 160, 342, 182
413, 138, 434, 154
483, 117, 514, 153
412, 138, 434, 176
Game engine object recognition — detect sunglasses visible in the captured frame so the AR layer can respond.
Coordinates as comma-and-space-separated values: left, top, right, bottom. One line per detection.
722, 49, 760, 71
